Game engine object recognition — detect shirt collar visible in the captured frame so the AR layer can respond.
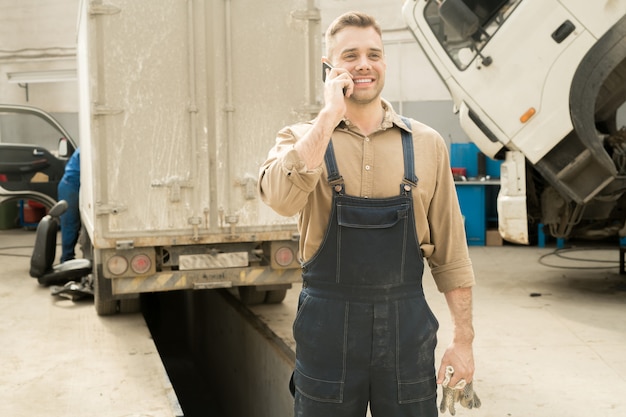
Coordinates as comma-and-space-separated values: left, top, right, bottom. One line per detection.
382, 99, 412, 133
338, 99, 411, 134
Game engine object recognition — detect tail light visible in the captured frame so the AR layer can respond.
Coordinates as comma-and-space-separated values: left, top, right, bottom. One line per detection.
103, 248, 155, 278
274, 246, 295, 267
130, 254, 152, 274
107, 255, 129, 276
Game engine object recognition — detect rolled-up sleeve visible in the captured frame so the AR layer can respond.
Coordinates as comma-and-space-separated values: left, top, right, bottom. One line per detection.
258, 126, 323, 217
425, 135, 476, 293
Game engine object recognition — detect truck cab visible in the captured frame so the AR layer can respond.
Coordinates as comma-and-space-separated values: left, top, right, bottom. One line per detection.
403, 0, 626, 243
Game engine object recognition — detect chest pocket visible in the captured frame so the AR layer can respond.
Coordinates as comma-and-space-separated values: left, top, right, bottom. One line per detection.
337, 201, 410, 229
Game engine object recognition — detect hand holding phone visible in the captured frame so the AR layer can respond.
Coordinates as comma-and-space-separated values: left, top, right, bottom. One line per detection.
322, 61, 348, 96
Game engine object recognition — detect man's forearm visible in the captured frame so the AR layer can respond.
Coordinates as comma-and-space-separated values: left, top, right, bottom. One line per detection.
294, 110, 340, 170
444, 287, 474, 344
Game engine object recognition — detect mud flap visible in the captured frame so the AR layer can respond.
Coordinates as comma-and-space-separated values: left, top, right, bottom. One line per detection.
498, 151, 529, 244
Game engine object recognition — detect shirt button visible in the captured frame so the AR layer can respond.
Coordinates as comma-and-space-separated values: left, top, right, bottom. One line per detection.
365, 165, 371, 171
365, 137, 370, 142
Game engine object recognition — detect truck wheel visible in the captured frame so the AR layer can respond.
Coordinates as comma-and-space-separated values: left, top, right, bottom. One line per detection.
78, 226, 92, 260
238, 286, 267, 305
94, 264, 118, 315
265, 289, 287, 304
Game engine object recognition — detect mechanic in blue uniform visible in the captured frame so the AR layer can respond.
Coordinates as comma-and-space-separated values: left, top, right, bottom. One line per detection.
259, 12, 476, 417
57, 147, 80, 262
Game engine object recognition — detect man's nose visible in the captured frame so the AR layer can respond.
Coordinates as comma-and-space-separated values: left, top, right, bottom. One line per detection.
355, 57, 371, 71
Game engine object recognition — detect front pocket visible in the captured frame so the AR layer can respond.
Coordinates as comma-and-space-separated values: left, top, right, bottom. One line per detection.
293, 368, 344, 403
293, 295, 349, 402
398, 375, 437, 404
395, 298, 439, 403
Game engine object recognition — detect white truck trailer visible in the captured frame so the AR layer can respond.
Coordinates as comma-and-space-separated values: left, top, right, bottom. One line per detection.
403, 0, 626, 244
77, 0, 321, 314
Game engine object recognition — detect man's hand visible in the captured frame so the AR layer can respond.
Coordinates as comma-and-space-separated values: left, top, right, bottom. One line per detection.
437, 341, 474, 386
321, 60, 354, 126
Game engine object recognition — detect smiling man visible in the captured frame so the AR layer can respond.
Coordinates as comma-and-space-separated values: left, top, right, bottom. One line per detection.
259, 11, 477, 417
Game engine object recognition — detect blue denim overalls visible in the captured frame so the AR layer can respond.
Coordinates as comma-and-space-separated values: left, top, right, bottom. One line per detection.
292, 120, 439, 417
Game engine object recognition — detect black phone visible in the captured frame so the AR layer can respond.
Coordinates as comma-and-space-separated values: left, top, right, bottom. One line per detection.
322, 61, 333, 82
322, 61, 347, 95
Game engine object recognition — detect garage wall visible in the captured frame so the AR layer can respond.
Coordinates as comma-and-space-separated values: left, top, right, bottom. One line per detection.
0, 0, 79, 110
0, 0, 80, 140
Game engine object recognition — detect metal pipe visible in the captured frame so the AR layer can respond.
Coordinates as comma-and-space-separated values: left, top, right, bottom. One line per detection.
186, 0, 201, 238
293, 1, 322, 117
224, 0, 237, 225
305, 0, 318, 117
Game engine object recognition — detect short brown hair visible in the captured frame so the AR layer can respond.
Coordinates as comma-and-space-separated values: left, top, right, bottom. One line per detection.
325, 11, 383, 58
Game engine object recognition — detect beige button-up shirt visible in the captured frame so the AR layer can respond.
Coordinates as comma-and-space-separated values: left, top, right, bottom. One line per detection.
259, 100, 475, 293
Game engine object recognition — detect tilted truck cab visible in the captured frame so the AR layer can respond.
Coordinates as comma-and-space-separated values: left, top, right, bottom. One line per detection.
403, 0, 626, 244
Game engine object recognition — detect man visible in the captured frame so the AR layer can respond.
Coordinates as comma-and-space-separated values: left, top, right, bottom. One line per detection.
57, 147, 80, 262
259, 11, 475, 417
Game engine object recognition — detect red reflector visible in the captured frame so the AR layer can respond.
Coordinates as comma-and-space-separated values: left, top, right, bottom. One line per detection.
130, 254, 151, 274
274, 247, 294, 267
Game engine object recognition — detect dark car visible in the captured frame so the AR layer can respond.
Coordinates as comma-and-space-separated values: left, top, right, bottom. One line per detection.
0, 104, 78, 208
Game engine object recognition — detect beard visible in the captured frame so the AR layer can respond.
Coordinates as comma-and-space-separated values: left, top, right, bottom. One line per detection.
348, 79, 385, 106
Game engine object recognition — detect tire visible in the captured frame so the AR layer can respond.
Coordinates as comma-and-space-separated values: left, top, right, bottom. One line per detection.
93, 264, 118, 316
265, 289, 287, 304
78, 226, 92, 260
238, 286, 267, 305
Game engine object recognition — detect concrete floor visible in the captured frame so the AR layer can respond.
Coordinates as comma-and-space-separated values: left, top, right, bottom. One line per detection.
0, 229, 180, 417
3, 225, 626, 417
250, 243, 626, 417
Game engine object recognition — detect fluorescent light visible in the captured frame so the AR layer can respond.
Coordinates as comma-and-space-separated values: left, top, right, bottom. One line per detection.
7, 69, 76, 84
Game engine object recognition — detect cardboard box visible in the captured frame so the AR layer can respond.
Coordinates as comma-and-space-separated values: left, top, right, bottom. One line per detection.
486, 229, 503, 246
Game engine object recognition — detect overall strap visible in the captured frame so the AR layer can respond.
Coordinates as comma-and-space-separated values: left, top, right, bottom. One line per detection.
400, 116, 418, 192
324, 140, 344, 193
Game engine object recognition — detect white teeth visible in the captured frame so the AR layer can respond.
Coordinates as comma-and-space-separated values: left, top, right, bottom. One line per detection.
354, 79, 372, 84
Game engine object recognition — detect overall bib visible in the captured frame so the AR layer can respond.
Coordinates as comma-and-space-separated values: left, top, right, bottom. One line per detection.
293, 121, 439, 417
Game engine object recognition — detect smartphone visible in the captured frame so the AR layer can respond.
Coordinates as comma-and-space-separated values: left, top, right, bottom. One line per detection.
322, 61, 347, 95
322, 61, 333, 82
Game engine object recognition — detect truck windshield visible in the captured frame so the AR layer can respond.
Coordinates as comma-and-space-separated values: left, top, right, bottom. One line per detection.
425, 0, 522, 70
